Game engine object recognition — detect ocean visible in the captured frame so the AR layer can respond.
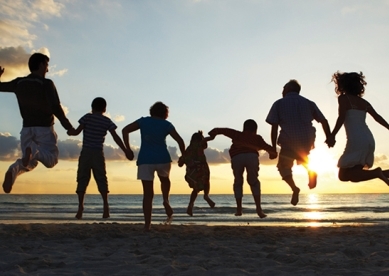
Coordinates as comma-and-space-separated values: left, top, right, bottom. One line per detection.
1, 193, 389, 226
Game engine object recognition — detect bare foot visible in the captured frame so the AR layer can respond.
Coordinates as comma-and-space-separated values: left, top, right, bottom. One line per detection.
144, 224, 151, 232
308, 171, 317, 189
186, 204, 193, 216
204, 196, 215, 208
235, 208, 242, 216
22, 147, 32, 167
257, 209, 267, 219
376, 167, 389, 186
75, 207, 84, 219
2, 170, 13, 194
103, 204, 110, 219
163, 201, 173, 218
291, 187, 300, 206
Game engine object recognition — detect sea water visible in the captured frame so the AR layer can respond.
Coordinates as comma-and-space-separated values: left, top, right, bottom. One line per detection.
0, 193, 388, 226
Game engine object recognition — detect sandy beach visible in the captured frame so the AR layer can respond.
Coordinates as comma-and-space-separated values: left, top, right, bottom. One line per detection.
1, 223, 389, 275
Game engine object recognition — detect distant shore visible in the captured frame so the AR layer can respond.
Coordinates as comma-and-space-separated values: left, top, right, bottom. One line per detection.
1, 223, 389, 275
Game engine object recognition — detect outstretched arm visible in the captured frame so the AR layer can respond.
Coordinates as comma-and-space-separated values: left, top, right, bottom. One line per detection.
110, 129, 134, 160
67, 124, 84, 136
169, 128, 185, 156
367, 104, 389, 130
330, 96, 348, 138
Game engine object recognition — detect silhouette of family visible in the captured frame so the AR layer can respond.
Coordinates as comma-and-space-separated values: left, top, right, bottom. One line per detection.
1, 53, 389, 231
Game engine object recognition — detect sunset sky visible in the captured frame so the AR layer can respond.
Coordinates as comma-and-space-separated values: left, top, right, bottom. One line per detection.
1, 0, 389, 194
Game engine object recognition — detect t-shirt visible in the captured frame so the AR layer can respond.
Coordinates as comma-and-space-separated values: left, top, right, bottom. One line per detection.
79, 113, 116, 150
136, 116, 175, 165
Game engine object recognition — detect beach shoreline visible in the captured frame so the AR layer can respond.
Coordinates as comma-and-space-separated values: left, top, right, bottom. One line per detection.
1, 223, 389, 275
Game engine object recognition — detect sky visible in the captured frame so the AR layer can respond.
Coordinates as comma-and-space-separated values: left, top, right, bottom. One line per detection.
1, 0, 389, 195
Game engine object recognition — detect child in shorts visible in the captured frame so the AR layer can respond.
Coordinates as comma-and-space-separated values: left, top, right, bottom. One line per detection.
68, 97, 133, 219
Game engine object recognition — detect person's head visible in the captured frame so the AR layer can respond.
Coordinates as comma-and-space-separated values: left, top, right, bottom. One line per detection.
243, 119, 257, 133
282, 79, 301, 97
28, 53, 49, 76
190, 131, 204, 145
332, 71, 366, 97
150, 101, 169, 119
91, 97, 107, 113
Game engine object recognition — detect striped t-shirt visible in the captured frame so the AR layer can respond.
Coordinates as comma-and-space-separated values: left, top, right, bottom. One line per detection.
79, 113, 116, 150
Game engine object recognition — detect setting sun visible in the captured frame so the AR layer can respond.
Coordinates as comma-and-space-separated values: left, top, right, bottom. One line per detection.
307, 146, 338, 176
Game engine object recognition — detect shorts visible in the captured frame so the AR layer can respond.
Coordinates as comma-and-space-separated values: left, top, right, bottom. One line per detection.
277, 148, 309, 179
137, 163, 171, 181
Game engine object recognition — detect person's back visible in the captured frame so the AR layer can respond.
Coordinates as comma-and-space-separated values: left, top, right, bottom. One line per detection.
268, 92, 321, 151
137, 116, 174, 165
80, 113, 115, 150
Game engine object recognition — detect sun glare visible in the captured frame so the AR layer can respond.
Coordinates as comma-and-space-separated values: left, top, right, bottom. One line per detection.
306, 147, 338, 176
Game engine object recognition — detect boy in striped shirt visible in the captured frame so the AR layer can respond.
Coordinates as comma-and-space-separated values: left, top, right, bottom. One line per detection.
208, 119, 277, 218
68, 97, 133, 219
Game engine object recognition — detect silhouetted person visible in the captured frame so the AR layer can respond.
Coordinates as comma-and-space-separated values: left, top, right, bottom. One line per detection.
326, 72, 389, 185
0, 53, 74, 193
178, 131, 215, 216
68, 97, 134, 219
122, 101, 185, 231
266, 80, 331, 206
209, 119, 277, 218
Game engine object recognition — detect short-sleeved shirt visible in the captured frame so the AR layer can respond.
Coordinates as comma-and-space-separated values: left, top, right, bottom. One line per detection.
266, 92, 326, 152
212, 128, 274, 158
79, 113, 116, 150
136, 116, 175, 165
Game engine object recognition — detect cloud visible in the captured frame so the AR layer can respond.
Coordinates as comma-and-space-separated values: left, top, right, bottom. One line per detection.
0, 0, 64, 48
0, 132, 20, 161
0, 46, 30, 80
0, 133, 278, 166
114, 115, 125, 122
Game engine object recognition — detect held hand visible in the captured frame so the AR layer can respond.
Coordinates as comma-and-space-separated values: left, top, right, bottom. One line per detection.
325, 136, 336, 148
269, 151, 278, 160
67, 128, 76, 136
208, 129, 217, 139
125, 149, 134, 161
0, 66, 4, 77
178, 156, 184, 167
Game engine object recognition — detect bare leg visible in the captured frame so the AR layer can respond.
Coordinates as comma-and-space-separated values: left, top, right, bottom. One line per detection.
253, 194, 267, 218
142, 180, 154, 231
283, 175, 300, 206
203, 182, 215, 208
235, 197, 243, 216
100, 191, 110, 219
302, 163, 317, 189
159, 175, 173, 220
76, 192, 85, 219
339, 167, 389, 185
187, 189, 198, 216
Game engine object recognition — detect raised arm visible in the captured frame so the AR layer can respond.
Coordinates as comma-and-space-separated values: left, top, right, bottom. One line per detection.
367, 104, 389, 130
122, 121, 140, 150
